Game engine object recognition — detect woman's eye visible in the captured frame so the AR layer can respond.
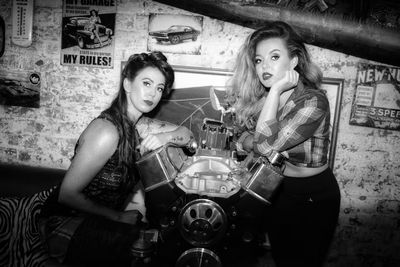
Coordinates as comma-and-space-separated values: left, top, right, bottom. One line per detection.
143, 81, 151, 87
157, 87, 164, 92
271, 55, 280, 61
254, 58, 261, 64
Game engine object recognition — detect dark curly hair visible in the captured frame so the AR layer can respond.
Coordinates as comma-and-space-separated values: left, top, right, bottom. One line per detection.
102, 51, 174, 190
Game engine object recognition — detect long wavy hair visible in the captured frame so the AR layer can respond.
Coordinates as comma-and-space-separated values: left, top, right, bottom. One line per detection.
228, 21, 322, 128
101, 51, 174, 189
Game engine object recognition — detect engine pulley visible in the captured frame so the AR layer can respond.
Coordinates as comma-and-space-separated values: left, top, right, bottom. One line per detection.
176, 248, 222, 267
179, 199, 227, 247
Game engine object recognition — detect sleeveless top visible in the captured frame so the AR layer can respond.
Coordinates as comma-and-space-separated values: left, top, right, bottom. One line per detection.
82, 115, 136, 210
41, 113, 138, 216
39, 114, 140, 263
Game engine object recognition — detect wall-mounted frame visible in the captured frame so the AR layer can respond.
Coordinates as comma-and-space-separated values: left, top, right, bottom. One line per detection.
0, 70, 41, 108
172, 65, 233, 89
0, 16, 5, 57
149, 65, 232, 141
152, 65, 343, 169
320, 78, 344, 169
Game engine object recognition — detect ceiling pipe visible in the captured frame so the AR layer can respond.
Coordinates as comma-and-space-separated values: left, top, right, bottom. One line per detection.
154, 0, 400, 67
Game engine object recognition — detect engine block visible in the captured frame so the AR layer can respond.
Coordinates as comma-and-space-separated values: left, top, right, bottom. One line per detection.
135, 118, 279, 266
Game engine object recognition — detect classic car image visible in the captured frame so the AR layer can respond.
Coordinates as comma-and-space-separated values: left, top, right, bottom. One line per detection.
63, 17, 113, 49
149, 25, 200, 44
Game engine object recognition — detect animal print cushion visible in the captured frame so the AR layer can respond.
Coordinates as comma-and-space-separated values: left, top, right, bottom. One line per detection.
0, 188, 54, 267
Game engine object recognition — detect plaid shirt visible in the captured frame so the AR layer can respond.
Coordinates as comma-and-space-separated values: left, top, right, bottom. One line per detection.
245, 81, 331, 167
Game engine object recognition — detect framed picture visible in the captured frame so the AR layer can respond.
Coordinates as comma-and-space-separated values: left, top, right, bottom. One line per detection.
148, 65, 232, 141
0, 70, 41, 108
320, 78, 344, 169
0, 16, 5, 57
150, 66, 343, 169
172, 65, 233, 89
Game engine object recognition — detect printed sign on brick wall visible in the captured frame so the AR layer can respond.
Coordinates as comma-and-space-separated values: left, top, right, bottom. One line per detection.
349, 63, 400, 131
60, 0, 116, 68
147, 13, 203, 55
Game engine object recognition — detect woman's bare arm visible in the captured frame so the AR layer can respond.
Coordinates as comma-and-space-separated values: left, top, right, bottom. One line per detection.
136, 117, 193, 154
58, 119, 140, 224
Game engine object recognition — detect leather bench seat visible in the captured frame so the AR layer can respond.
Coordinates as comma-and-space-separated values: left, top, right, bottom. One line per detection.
0, 163, 65, 197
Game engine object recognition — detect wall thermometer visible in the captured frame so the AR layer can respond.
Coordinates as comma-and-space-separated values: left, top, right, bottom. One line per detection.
12, 0, 34, 47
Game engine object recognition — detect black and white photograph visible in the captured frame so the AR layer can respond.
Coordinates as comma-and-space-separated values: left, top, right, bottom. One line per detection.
1, 0, 400, 267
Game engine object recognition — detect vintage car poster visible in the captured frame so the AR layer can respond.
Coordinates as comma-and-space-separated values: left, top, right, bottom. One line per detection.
61, 0, 116, 68
0, 70, 40, 108
147, 14, 203, 55
349, 63, 400, 131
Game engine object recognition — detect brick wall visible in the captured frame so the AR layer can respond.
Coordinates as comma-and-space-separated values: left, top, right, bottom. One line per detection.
0, 0, 399, 266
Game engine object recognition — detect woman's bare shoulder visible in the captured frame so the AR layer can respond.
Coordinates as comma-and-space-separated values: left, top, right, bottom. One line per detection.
79, 118, 119, 152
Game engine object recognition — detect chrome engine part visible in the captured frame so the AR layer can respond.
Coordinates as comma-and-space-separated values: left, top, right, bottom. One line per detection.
179, 199, 227, 247
174, 118, 248, 198
174, 151, 243, 198
176, 248, 222, 267
136, 116, 276, 266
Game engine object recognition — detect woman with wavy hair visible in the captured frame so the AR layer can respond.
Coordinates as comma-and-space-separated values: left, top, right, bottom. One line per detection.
228, 21, 340, 267
39, 51, 193, 266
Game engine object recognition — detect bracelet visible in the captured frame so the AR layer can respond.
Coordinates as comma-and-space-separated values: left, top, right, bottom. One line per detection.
268, 150, 286, 167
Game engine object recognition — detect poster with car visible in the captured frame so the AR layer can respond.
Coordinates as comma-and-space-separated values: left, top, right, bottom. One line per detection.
61, 0, 116, 68
349, 63, 400, 131
147, 13, 203, 55
0, 70, 40, 108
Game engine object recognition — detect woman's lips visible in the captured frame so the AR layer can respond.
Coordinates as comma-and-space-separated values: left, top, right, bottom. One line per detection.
144, 100, 153, 106
262, 72, 272, 80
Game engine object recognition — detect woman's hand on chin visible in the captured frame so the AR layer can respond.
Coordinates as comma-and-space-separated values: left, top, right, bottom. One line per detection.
271, 70, 299, 94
